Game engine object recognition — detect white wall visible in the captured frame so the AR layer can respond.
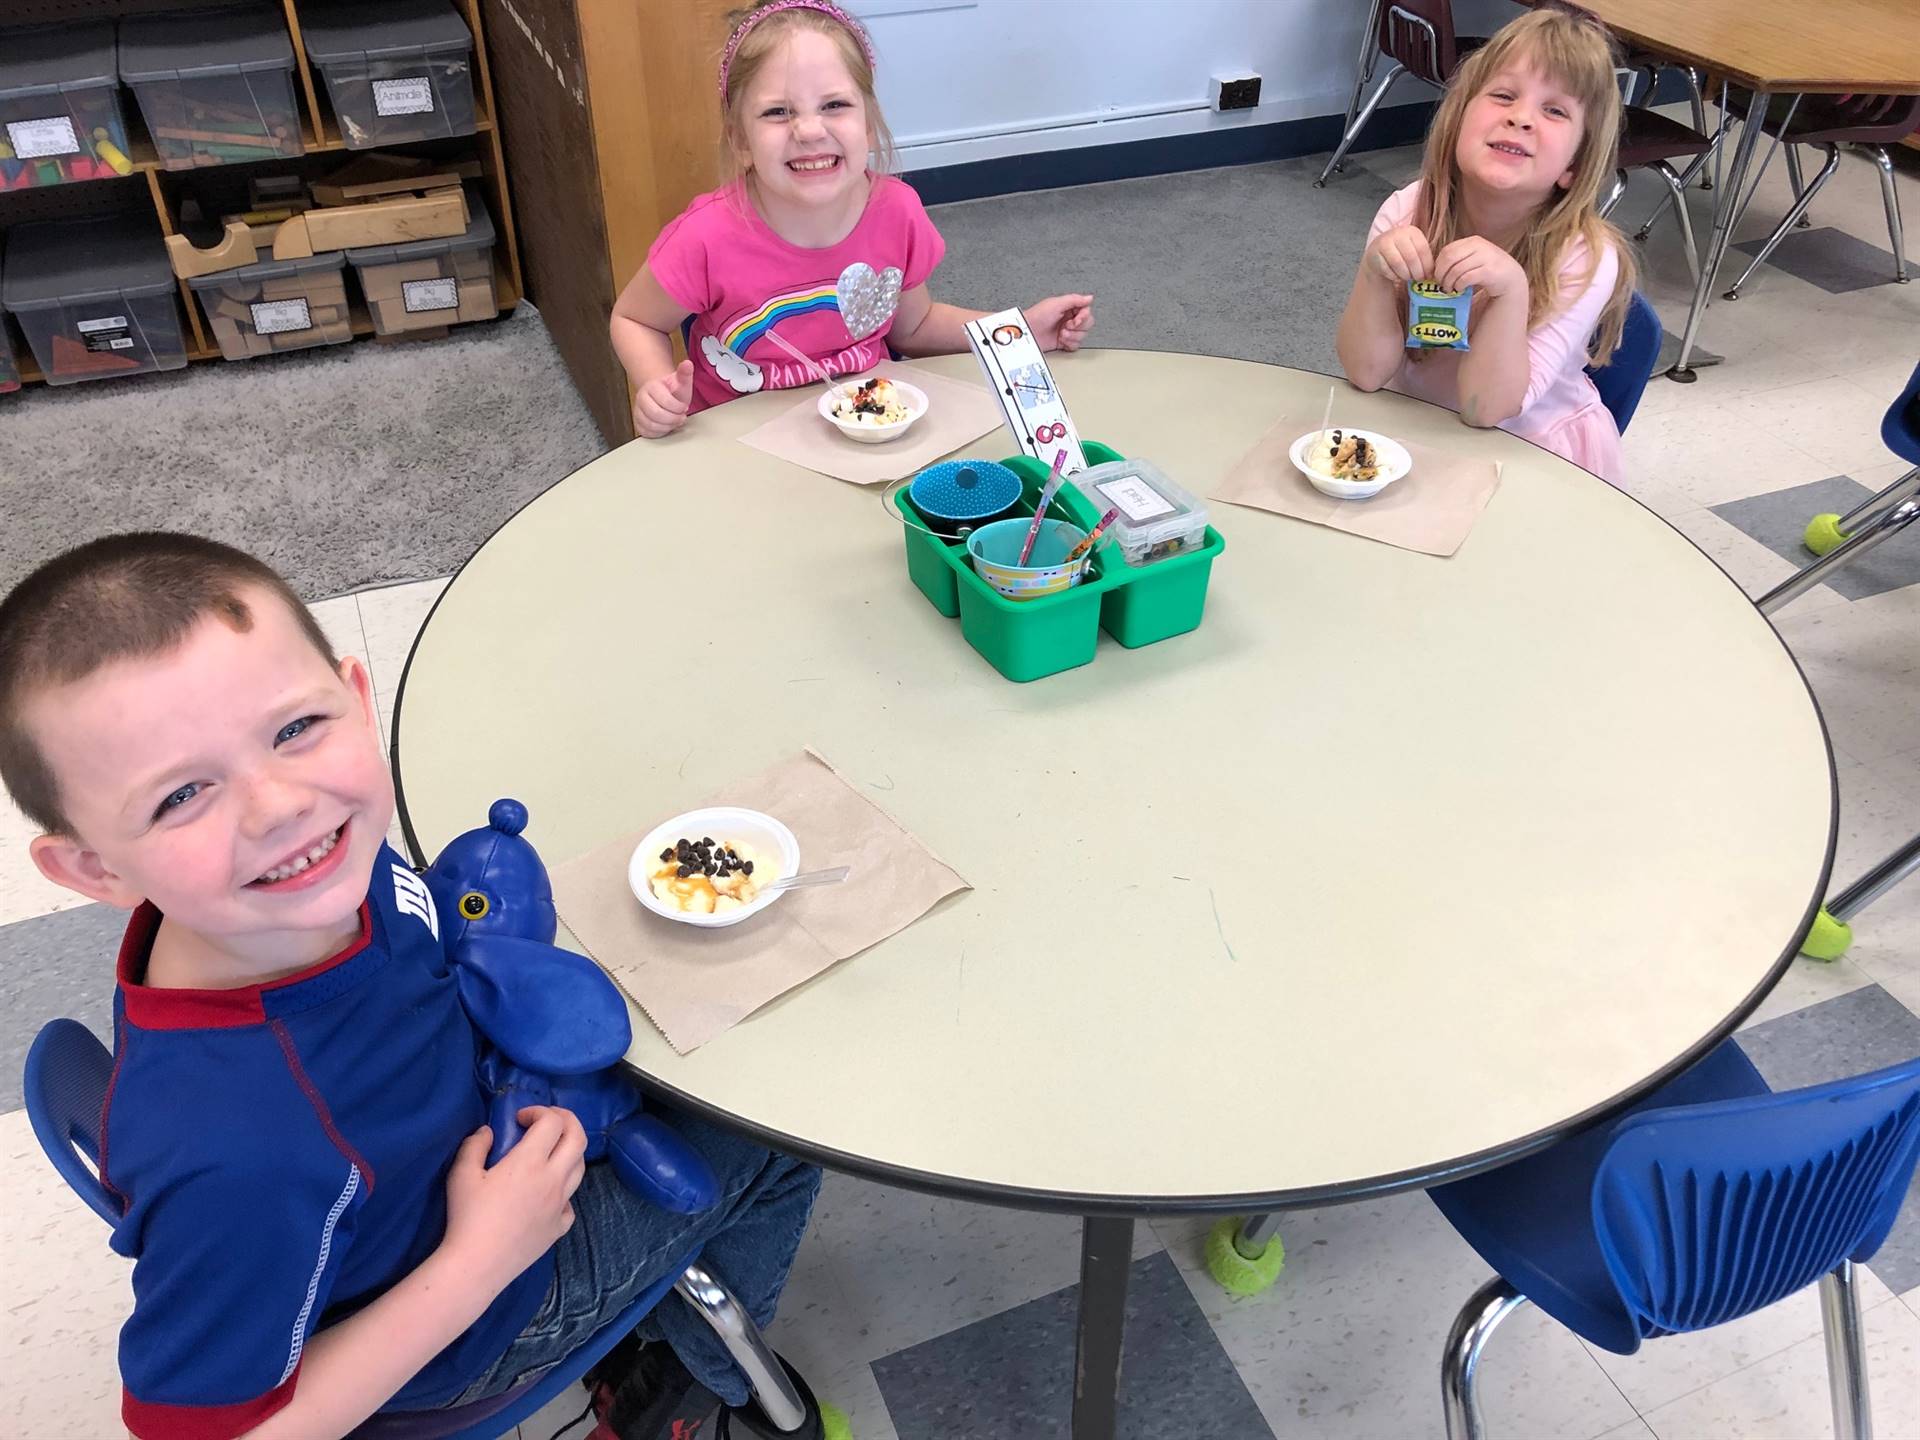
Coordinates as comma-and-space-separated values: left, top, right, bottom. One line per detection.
849, 0, 1524, 170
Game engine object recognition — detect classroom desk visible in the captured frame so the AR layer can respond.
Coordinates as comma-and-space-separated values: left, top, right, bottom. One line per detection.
391, 348, 1834, 1439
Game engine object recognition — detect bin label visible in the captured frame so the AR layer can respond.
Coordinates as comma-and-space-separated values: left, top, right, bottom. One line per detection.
402, 278, 459, 313
1093, 475, 1176, 523
7, 116, 80, 159
251, 299, 313, 335
373, 77, 436, 117
81, 324, 135, 353
76, 316, 129, 334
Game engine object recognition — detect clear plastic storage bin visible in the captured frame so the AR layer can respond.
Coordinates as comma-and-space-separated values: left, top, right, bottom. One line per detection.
346, 190, 496, 335
119, 7, 304, 170
1072, 458, 1211, 566
189, 250, 351, 360
300, 0, 477, 150
0, 22, 135, 187
1, 216, 188, 385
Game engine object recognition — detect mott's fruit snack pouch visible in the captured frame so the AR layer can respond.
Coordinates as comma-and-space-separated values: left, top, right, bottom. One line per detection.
1406, 281, 1472, 350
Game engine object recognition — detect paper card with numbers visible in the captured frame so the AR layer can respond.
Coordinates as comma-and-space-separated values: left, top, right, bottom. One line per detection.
964, 307, 1088, 474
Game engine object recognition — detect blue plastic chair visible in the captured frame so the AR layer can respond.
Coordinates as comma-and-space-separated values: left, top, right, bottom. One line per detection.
24, 1018, 818, 1440
1428, 1039, 1920, 1440
1585, 290, 1661, 435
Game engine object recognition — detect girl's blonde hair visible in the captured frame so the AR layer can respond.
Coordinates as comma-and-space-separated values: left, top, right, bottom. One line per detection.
1416, 6, 1638, 363
718, 3, 899, 188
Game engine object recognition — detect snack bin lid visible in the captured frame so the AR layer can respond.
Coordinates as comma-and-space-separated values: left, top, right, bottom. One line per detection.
119, 6, 298, 84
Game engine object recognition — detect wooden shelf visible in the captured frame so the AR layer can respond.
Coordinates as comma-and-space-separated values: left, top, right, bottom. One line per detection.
0, 0, 522, 391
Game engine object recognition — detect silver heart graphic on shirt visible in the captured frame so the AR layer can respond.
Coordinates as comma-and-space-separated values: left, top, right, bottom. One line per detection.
838, 262, 903, 341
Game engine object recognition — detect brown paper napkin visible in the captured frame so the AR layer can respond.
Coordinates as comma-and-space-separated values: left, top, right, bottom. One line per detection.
1213, 399, 1503, 558
549, 748, 969, 1053
736, 360, 1005, 485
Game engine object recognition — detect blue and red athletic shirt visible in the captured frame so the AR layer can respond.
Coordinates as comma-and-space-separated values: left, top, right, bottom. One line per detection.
104, 842, 553, 1439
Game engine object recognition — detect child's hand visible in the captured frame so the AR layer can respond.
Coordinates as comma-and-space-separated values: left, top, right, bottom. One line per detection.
634, 360, 695, 439
1365, 226, 1435, 288
1026, 294, 1095, 352
1433, 237, 1527, 302
440, 1108, 587, 1287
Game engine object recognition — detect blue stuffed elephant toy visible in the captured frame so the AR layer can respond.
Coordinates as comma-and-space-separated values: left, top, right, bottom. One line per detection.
422, 799, 719, 1215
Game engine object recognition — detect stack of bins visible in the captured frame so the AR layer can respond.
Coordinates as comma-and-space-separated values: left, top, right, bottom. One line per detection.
1, 216, 188, 384
300, 0, 478, 150
346, 190, 497, 335
0, 22, 134, 187
189, 251, 352, 360
118, 6, 305, 169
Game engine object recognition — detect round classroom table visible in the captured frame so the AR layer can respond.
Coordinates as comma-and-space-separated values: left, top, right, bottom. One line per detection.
392, 348, 1834, 1440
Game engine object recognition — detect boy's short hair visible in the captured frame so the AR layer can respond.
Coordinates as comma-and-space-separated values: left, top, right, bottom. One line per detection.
0, 532, 338, 836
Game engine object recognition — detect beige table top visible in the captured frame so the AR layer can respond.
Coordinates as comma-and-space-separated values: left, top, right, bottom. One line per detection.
1559, 0, 1920, 95
392, 349, 1834, 1213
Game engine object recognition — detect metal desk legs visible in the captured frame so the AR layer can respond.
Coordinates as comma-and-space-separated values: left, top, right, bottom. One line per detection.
1668, 87, 1778, 382
1073, 1216, 1135, 1440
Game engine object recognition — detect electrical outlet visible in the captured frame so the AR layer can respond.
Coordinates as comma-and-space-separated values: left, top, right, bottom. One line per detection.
1210, 72, 1262, 112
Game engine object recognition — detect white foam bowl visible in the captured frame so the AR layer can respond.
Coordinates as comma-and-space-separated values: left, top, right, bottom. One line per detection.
628, 807, 801, 929
818, 378, 929, 445
1288, 428, 1413, 500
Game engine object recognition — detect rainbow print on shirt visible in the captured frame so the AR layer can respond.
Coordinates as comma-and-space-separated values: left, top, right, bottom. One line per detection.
722, 282, 842, 355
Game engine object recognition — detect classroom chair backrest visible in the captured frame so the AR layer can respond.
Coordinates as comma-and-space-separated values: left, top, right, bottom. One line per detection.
24, 1018, 122, 1226
1586, 290, 1660, 434
1591, 1054, 1920, 1345
1881, 357, 1920, 466
1380, 0, 1467, 86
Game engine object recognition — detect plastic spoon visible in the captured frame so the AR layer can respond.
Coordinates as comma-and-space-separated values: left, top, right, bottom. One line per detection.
759, 865, 851, 895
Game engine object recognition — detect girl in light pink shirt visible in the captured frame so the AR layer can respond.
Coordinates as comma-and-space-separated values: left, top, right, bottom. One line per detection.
610, 0, 1093, 437
1336, 8, 1640, 484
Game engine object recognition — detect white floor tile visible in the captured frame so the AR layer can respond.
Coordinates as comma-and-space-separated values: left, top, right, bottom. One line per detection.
309, 592, 370, 667
1596, 1420, 1660, 1440
1730, 376, 1914, 479
1773, 597, 1920, 763
1584, 1267, 1895, 1414
1160, 1192, 1638, 1440
0, 1110, 131, 1440
0, 791, 90, 928
1741, 953, 1876, 1029
355, 576, 452, 733
1660, 505, 1847, 611
1625, 396, 1837, 509
1642, 1296, 1920, 1440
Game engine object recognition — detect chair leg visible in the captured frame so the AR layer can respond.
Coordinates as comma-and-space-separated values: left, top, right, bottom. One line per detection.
1819, 1261, 1873, 1440
1726, 143, 1842, 299
1441, 1278, 1527, 1440
1324, 0, 1386, 182
1651, 160, 1702, 282
1758, 494, 1920, 614
1682, 68, 1713, 186
1634, 130, 1724, 243
1316, 62, 1407, 187
1837, 464, 1920, 536
1868, 145, 1910, 283
674, 1263, 809, 1433
1785, 143, 1813, 226
1599, 169, 1629, 220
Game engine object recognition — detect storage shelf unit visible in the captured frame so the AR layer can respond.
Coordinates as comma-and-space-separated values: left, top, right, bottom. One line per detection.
0, 0, 522, 387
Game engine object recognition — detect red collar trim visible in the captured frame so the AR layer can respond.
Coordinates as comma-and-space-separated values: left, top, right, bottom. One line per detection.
117, 903, 374, 1030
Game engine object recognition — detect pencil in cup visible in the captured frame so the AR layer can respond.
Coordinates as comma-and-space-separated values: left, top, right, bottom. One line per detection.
1062, 507, 1120, 564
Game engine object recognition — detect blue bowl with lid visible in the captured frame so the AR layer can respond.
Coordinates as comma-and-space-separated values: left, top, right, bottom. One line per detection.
907, 459, 1025, 538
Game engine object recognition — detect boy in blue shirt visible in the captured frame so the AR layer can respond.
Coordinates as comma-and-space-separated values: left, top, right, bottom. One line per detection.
0, 533, 822, 1440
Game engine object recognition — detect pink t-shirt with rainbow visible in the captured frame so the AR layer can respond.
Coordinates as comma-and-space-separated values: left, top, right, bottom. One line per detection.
647, 175, 947, 414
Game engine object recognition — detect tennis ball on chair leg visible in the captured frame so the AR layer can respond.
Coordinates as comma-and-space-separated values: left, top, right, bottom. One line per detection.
1205, 1217, 1285, 1297
1801, 908, 1852, 961
1804, 514, 1847, 556
819, 1401, 852, 1440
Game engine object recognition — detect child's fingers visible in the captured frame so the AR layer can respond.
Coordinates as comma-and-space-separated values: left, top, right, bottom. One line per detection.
452, 1125, 492, 1171
671, 359, 695, 399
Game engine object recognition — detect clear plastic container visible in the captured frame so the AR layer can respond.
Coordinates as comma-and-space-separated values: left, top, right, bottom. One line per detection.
1, 216, 188, 385
119, 6, 304, 170
346, 189, 496, 334
1072, 458, 1211, 567
0, 22, 135, 187
300, 0, 477, 150
189, 250, 351, 360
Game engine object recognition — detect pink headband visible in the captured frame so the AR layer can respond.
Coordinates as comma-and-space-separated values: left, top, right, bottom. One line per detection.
718, 0, 877, 102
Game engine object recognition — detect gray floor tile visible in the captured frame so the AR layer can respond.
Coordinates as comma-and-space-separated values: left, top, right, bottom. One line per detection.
870, 1250, 1272, 1440
1732, 225, 1909, 296
1712, 476, 1920, 600
0, 903, 124, 1114
1739, 985, 1920, 1292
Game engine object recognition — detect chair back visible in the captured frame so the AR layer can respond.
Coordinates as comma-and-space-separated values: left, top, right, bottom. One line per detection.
1379, 0, 1464, 85
1880, 357, 1920, 466
24, 1019, 122, 1225
1796, 92, 1920, 145
1586, 290, 1661, 434
1591, 1055, 1920, 1342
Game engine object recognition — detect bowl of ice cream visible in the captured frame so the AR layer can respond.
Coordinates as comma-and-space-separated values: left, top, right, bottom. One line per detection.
627, 807, 801, 929
1288, 427, 1412, 500
818, 376, 927, 444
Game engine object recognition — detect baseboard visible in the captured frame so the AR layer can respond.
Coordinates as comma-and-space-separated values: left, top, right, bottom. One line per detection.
902, 101, 1438, 207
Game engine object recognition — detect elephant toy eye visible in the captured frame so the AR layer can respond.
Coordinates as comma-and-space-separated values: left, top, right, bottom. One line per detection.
459, 892, 490, 919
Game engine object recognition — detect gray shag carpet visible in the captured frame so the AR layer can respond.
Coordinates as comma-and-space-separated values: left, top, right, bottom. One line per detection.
1, 155, 1402, 600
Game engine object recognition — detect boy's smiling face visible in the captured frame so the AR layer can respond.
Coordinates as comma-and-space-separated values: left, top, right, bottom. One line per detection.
27, 584, 393, 974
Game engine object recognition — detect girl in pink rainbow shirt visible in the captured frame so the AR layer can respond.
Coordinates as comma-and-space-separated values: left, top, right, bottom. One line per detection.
1336, 7, 1640, 484
610, 0, 1093, 438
